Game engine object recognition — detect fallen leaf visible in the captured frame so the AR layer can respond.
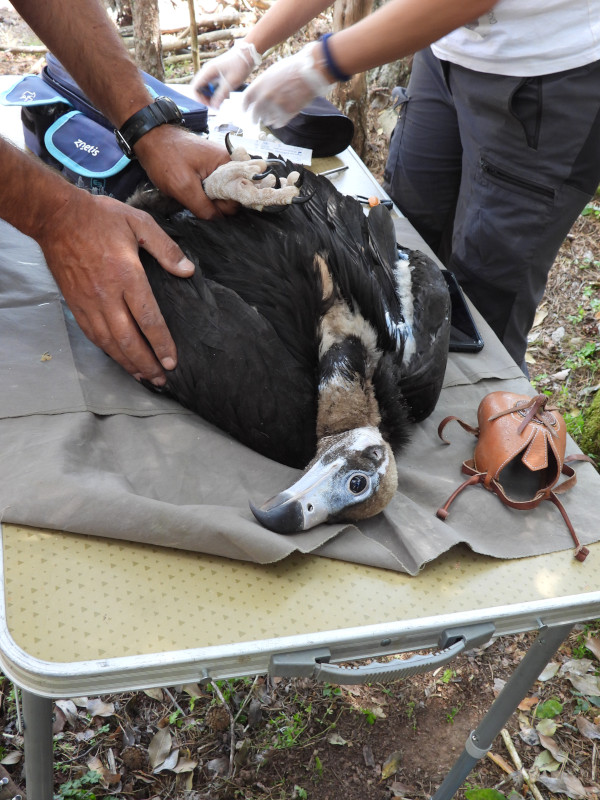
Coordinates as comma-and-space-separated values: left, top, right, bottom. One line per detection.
518, 726, 539, 746
538, 661, 560, 681
172, 755, 198, 774
517, 696, 538, 711
71, 697, 88, 707
575, 715, 600, 740
153, 748, 179, 774
539, 733, 567, 763
55, 699, 78, 727
537, 772, 587, 799
85, 755, 120, 785
0, 751, 22, 765
567, 673, 600, 697
53, 706, 67, 735
363, 744, 375, 768
182, 683, 204, 698
148, 727, 172, 770
534, 749, 561, 772
40, 351, 52, 362
561, 658, 594, 676
327, 732, 348, 746
532, 308, 548, 328
144, 687, 165, 702
536, 718, 557, 736
87, 698, 115, 718
524, 353, 536, 365
381, 750, 402, 779
75, 730, 95, 743
586, 636, 600, 661
390, 781, 414, 797
206, 756, 228, 776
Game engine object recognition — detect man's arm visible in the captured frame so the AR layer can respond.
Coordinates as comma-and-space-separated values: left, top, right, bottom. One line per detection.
11, 0, 234, 220
0, 135, 194, 383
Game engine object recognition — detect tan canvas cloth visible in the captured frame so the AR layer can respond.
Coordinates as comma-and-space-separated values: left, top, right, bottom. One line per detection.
1, 217, 598, 575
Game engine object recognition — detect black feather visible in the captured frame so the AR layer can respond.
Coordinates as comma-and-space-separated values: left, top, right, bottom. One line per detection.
131, 162, 449, 467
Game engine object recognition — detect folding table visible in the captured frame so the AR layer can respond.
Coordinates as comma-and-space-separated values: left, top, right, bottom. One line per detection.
1, 77, 599, 799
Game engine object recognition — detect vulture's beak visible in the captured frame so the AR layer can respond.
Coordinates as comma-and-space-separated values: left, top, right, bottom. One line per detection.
250, 427, 398, 533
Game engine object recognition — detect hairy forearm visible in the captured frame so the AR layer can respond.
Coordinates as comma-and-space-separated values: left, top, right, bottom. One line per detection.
11, 0, 151, 127
328, 0, 497, 77
245, 0, 333, 55
0, 135, 81, 240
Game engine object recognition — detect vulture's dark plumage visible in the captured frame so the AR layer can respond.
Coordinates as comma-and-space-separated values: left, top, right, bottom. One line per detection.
130, 160, 451, 533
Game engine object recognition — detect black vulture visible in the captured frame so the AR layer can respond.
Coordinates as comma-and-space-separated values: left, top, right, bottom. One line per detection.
129, 155, 451, 533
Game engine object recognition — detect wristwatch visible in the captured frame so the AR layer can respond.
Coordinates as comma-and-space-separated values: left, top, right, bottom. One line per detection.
115, 96, 184, 158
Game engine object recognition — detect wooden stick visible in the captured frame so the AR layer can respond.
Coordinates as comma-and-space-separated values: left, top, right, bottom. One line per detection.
487, 750, 515, 775
0, 45, 47, 53
501, 728, 545, 800
186, 0, 199, 72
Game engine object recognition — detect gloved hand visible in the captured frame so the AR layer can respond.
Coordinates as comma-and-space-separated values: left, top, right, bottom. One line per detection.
192, 39, 262, 108
242, 42, 333, 128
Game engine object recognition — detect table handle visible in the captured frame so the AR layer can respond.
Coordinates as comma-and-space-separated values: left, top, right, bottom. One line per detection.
269, 622, 495, 685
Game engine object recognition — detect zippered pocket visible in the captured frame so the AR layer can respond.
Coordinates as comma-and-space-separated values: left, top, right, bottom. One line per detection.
480, 158, 554, 200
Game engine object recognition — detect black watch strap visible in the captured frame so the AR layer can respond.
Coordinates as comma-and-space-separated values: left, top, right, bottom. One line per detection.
115, 96, 183, 158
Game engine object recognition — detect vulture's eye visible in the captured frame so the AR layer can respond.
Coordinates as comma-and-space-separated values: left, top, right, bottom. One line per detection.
348, 474, 368, 494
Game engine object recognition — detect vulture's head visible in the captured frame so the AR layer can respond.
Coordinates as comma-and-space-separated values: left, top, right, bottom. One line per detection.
250, 426, 398, 533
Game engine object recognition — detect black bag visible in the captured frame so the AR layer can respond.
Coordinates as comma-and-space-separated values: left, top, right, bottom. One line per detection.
0, 53, 208, 200
271, 95, 354, 158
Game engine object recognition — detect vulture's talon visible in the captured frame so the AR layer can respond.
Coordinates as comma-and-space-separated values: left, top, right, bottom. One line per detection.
292, 190, 315, 205
251, 167, 276, 182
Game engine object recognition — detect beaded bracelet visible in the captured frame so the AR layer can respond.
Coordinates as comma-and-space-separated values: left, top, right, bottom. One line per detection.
319, 33, 351, 82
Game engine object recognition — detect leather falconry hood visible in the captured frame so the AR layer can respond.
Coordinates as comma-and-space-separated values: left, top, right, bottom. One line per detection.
436, 391, 594, 562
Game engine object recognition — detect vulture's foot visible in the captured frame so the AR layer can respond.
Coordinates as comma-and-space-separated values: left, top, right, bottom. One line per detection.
203, 158, 301, 211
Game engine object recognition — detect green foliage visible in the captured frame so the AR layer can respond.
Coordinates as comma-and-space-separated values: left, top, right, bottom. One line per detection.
440, 668, 455, 684
54, 770, 102, 800
565, 341, 599, 371
293, 786, 308, 800
564, 411, 585, 440
582, 202, 600, 219
464, 790, 508, 800
572, 621, 600, 659
535, 697, 563, 718
313, 754, 324, 780
271, 708, 310, 748
322, 683, 342, 699
360, 708, 378, 725
446, 705, 460, 724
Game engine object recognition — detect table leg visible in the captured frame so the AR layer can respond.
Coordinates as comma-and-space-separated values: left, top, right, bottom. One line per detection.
22, 689, 54, 800
431, 622, 574, 800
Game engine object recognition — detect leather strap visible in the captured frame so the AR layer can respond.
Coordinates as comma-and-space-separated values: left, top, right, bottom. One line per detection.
115, 96, 183, 158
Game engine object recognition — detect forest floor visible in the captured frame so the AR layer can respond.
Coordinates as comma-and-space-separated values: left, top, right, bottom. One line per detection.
1, 3, 600, 800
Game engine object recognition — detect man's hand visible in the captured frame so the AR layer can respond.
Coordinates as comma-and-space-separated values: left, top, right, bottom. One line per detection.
36, 191, 195, 385
134, 126, 238, 219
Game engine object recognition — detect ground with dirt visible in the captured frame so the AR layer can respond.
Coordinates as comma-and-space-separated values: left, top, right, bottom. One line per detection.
1, 3, 600, 799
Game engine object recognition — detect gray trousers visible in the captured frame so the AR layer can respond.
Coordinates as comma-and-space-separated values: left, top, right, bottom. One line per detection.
383, 47, 600, 371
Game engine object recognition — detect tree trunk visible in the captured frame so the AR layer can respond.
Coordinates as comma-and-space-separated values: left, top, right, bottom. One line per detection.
331, 0, 374, 160
131, 0, 164, 80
